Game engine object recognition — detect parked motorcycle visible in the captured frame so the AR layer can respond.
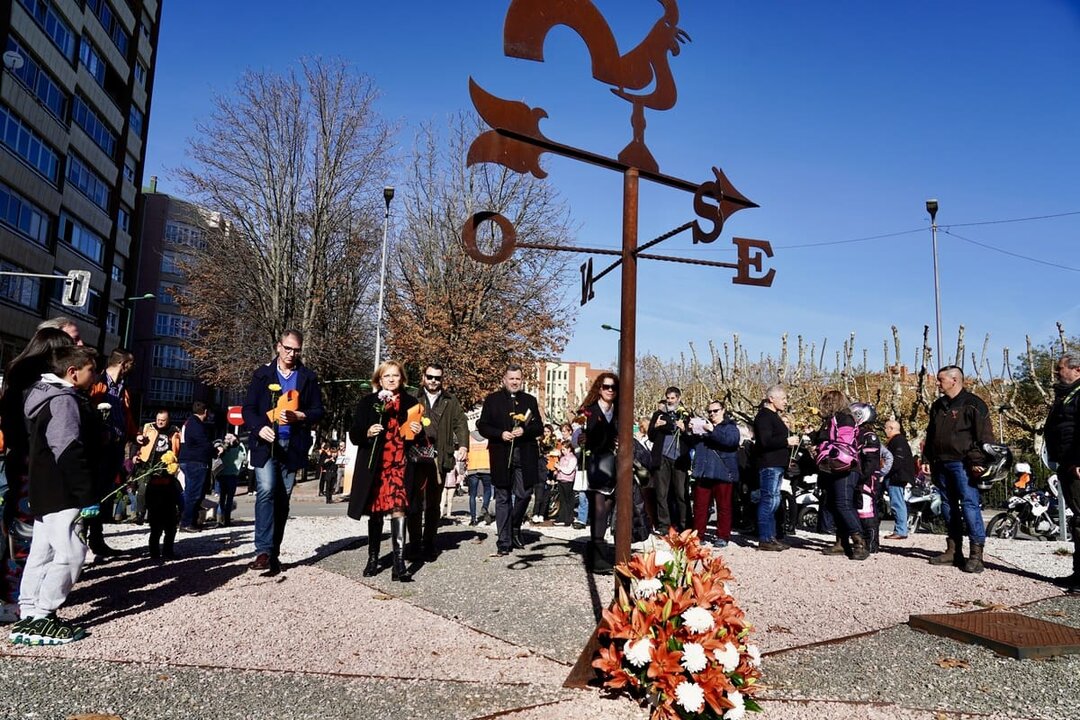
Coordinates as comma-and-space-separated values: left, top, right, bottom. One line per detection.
986, 471, 1073, 541
894, 477, 947, 534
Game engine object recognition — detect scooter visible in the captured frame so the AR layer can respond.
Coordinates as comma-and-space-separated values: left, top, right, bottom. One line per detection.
986, 470, 1073, 541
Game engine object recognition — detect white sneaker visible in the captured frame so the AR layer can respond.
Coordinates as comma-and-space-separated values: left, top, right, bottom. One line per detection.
532, 515, 544, 523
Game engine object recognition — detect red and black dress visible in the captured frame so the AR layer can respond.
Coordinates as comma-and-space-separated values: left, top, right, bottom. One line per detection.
369, 396, 407, 514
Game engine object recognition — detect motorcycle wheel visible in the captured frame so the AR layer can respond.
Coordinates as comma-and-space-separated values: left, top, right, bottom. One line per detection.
986, 513, 1019, 539
796, 506, 819, 532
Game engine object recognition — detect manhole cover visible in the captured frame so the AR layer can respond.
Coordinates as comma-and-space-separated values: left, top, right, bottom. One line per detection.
909, 611, 1080, 659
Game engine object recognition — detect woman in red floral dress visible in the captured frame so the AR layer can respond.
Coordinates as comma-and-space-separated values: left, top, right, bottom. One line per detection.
348, 361, 422, 581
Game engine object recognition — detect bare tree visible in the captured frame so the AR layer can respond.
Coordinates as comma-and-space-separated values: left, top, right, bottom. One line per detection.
385, 114, 575, 407
175, 59, 393, 428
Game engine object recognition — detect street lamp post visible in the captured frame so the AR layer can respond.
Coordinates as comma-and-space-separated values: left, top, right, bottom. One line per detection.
601, 323, 622, 363
373, 186, 394, 374
123, 292, 156, 348
926, 199, 943, 369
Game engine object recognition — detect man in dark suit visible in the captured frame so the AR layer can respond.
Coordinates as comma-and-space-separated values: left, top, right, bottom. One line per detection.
242, 329, 324, 575
477, 364, 544, 556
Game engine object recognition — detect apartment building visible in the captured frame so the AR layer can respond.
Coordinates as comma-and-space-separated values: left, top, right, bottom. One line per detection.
0, 0, 161, 366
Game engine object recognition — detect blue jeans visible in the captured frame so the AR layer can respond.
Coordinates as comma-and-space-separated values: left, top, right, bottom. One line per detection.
756, 467, 784, 541
888, 485, 909, 536
254, 438, 298, 558
576, 490, 589, 524
829, 470, 863, 539
934, 461, 985, 544
467, 473, 492, 521
180, 463, 208, 527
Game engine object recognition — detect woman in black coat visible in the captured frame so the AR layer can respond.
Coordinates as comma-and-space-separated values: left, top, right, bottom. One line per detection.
348, 361, 423, 581
575, 372, 619, 568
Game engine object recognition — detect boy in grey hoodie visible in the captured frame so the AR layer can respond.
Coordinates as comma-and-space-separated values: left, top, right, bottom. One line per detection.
8, 346, 101, 646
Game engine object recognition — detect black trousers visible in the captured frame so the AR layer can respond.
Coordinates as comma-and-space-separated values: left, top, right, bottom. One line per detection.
493, 464, 532, 552
557, 481, 576, 525
407, 462, 443, 551
146, 479, 180, 554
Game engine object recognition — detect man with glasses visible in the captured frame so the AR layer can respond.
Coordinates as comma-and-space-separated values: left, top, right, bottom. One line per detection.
1043, 355, 1080, 590
242, 329, 324, 575
647, 386, 691, 534
408, 364, 469, 562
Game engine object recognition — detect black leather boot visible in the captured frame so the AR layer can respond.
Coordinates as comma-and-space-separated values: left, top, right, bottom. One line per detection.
962, 542, 985, 574
364, 514, 383, 577
511, 529, 526, 549
390, 516, 412, 582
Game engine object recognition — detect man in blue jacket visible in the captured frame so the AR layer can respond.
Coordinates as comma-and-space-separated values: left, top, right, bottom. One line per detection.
178, 401, 213, 533
242, 330, 324, 574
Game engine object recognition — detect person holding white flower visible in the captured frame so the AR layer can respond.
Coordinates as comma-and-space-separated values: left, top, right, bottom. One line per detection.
242, 330, 324, 575
477, 364, 544, 556
348, 361, 423, 581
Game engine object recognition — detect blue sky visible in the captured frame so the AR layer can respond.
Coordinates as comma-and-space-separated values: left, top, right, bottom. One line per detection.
145, 1, 1080, 374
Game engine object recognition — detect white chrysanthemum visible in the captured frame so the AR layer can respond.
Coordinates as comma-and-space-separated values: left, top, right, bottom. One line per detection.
654, 549, 674, 567
674, 681, 705, 713
623, 638, 652, 668
634, 577, 663, 599
714, 641, 739, 672
746, 644, 762, 667
681, 606, 715, 634
680, 642, 708, 673
722, 582, 731, 596
724, 690, 746, 720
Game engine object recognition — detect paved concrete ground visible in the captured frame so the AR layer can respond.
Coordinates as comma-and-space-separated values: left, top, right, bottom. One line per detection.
1, 479, 1076, 720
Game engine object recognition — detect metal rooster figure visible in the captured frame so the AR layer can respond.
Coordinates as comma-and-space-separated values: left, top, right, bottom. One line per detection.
460, 2, 776, 685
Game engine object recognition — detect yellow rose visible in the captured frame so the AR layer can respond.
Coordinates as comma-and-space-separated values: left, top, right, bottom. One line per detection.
268, 383, 282, 392
166, 463, 180, 475
421, 417, 431, 427
161, 452, 176, 464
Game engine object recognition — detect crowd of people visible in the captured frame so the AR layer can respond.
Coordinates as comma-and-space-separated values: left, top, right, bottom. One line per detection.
2, 318, 1078, 647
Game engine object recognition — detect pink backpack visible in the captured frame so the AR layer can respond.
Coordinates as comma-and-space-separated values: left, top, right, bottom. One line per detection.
814, 416, 859, 473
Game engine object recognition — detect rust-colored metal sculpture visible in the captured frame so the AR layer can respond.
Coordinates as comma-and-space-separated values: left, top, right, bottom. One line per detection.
461, 0, 776, 688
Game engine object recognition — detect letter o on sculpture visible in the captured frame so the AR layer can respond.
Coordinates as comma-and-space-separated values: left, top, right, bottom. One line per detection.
461, 211, 516, 265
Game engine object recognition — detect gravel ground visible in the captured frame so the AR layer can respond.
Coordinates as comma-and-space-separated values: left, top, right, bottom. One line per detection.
0, 486, 1075, 720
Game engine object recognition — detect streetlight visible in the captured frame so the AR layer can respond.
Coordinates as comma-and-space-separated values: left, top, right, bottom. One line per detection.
373, 186, 394, 374
601, 323, 622, 367
926, 198, 942, 369
123, 292, 156, 348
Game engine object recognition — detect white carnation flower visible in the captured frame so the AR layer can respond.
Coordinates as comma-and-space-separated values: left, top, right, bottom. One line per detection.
653, 549, 674, 567
680, 642, 708, 673
634, 577, 663, 599
623, 637, 652, 668
724, 690, 746, 720
681, 606, 715, 634
746, 644, 762, 667
674, 681, 705, 713
714, 641, 739, 672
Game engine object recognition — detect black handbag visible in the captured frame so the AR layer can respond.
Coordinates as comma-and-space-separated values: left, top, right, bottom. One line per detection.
407, 444, 437, 464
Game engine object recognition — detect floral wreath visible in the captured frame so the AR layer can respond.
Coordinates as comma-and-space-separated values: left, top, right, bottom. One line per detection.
593, 529, 764, 719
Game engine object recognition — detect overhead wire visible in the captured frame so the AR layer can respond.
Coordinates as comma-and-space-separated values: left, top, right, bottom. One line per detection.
941, 229, 1080, 273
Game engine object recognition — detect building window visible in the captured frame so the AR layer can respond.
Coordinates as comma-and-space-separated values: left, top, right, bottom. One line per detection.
160, 249, 187, 275
0, 104, 60, 183
71, 96, 117, 158
105, 306, 119, 334
117, 205, 130, 233
111, 257, 125, 283
154, 312, 193, 338
148, 377, 194, 404
66, 153, 111, 212
16, 0, 76, 62
78, 36, 106, 88
85, 0, 130, 56
5, 37, 69, 121
128, 106, 144, 138
153, 344, 193, 371
164, 221, 207, 250
122, 156, 136, 184
158, 281, 185, 305
0, 260, 42, 310
57, 212, 105, 265
134, 60, 146, 85
0, 181, 50, 246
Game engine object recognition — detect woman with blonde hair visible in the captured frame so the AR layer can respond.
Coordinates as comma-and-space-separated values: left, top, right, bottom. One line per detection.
348, 361, 423, 581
